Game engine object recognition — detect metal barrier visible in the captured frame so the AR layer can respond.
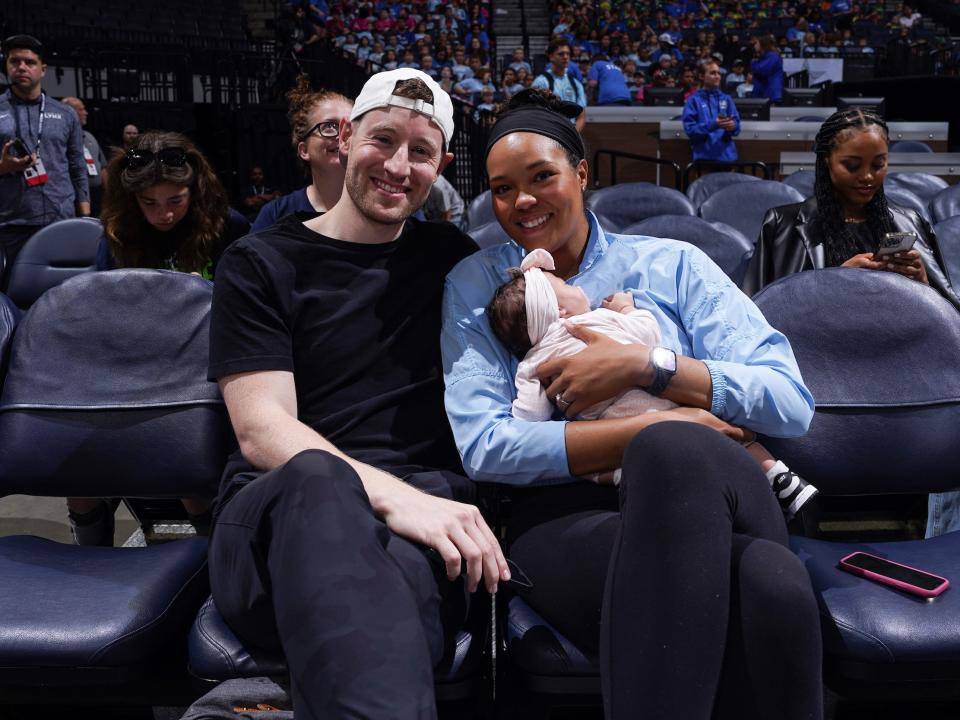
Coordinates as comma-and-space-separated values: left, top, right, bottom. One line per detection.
592, 149, 683, 190
683, 160, 772, 188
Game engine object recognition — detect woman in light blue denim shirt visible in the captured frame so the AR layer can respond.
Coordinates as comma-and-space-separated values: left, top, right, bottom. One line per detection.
441, 91, 823, 719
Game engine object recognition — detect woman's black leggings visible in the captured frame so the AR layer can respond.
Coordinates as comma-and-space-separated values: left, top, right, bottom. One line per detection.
509, 422, 823, 720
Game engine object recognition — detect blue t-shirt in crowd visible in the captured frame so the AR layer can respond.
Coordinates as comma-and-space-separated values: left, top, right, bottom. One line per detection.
587, 61, 631, 104
252, 188, 316, 232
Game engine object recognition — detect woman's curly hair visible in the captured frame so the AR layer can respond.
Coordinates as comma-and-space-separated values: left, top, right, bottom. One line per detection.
286, 74, 352, 173
101, 130, 228, 273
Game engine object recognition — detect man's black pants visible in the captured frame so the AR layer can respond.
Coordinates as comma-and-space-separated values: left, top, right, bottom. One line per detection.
209, 450, 469, 720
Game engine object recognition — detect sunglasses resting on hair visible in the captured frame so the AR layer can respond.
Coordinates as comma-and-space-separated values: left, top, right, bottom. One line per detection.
123, 147, 188, 170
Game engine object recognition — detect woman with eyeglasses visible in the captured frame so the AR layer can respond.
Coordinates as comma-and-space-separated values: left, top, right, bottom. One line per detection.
97, 129, 249, 278
250, 75, 353, 232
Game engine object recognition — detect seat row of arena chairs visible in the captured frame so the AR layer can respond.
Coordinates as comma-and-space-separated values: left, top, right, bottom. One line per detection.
2, 220, 960, 714
467, 173, 960, 236
0, 270, 486, 715
2, 265, 960, 715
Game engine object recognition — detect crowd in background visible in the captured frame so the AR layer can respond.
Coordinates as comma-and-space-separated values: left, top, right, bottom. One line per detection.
274, 0, 954, 113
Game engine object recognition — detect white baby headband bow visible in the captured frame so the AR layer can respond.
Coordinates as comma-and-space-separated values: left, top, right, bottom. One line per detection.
519, 248, 559, 346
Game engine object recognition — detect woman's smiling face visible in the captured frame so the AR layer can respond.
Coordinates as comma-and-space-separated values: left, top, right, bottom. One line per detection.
486, 132, 590, 276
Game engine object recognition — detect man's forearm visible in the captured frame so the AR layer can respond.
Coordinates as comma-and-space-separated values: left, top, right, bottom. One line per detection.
77, 201, 91, 216
237, 405, 417, 516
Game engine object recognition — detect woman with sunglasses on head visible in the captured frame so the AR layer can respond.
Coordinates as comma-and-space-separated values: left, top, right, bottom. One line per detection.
441, 90, 823, 720
96, 130, 249, 279
250, 75, 353, 232
76, 129, 244, 545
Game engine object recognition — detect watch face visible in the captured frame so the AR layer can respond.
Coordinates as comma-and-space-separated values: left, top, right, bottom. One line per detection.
652, 347, 677, 373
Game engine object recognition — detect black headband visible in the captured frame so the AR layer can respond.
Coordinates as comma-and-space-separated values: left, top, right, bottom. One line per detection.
485, 106, 585, 163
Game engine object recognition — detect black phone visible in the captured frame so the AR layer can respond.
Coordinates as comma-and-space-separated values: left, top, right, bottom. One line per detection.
838, 551, 949, 598
8, 137, 30, 158
876, 231, 917, 256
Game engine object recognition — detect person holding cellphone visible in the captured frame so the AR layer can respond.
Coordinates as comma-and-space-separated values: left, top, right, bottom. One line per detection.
742, 107, 958, 309
442, 89, 822, 720
681, 59, 741, 163
741, 107, 960, 550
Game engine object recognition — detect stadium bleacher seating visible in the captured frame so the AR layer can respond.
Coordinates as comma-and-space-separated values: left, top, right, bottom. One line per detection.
4, 218, 102, 310
0, 270, 228, 693
4, 0, 960, 716
699, 180, 806, 243
685, 171, 763, 211
930, 184, 960, 225
754, 267, 960, 695
622, 214, 754, 287
585, 182, 694, 233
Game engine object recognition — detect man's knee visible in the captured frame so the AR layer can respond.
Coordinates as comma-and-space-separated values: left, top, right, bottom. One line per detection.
264, 448, 367, 509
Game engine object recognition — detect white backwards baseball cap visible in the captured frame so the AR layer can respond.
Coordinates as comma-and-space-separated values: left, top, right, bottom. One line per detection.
350, 68, 455, 149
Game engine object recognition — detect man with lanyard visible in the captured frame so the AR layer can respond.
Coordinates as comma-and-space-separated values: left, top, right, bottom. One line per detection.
532, 40, 587, 130
0, 35, 88, 284
207, 68, 508, 716
62, 97, 107, 215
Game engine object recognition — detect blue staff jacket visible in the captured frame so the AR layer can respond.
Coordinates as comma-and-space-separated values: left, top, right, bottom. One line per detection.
682, 88, 741, 162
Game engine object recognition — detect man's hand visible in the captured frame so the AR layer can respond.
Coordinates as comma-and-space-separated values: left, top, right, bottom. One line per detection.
601, 291, 635, 314
0, 141, 34, 175
379, 481, 510, 594
537, 323, 647, 417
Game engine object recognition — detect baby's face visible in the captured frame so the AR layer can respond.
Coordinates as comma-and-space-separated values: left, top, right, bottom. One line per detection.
546, 273, 590, 317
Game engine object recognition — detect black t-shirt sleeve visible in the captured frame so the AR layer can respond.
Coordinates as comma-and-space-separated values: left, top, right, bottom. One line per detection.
208, 242, 294, 381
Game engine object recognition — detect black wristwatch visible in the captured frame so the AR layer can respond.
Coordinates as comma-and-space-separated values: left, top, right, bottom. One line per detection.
644, 346, 677, 397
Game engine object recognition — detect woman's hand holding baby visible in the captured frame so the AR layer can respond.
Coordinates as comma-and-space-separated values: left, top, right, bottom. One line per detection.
537, 324, 648, 417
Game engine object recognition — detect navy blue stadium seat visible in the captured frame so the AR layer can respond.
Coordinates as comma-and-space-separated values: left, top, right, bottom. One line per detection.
4, 217, 103, 310
889, 140, 933, 153
929, 184, 960, 224
700, 180, 805, 242
0, 292, 18, 381
469, 220, 513, 249
781, 169, 816, 198
883, 185, 932, 224
188, 594, 486, 702
621, 215, 754, 286
753, 268, 960, 691
505, 595, 598, 694
586, 183, 694, 233
685, 172, 763, 210
467, 190, 496, 231
0, 270, 232, 688
933, 216, 960, 288
885, 172, 949, 207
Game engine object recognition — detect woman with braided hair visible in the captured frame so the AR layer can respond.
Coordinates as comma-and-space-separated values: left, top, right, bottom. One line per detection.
743, 107, 958, 309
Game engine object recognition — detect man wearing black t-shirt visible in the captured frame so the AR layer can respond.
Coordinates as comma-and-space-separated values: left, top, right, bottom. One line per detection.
207, 68, 509, 718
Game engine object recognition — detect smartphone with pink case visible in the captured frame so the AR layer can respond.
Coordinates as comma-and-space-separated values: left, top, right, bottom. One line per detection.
838, 551, 950, 598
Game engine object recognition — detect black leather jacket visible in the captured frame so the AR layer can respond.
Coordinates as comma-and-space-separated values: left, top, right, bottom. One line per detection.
742, 197, 960, 312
